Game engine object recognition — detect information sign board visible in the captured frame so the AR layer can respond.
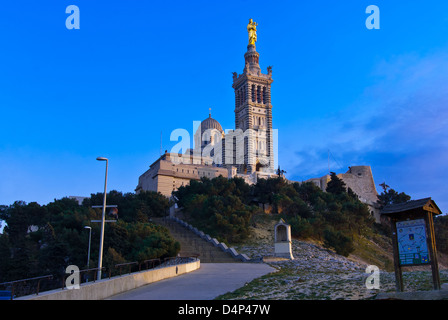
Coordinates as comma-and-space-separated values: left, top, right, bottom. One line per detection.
396, 219, 429, 266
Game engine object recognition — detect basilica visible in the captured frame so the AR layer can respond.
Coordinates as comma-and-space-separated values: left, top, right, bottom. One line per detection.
136, 19, 278, 198
135, 20, 381, 223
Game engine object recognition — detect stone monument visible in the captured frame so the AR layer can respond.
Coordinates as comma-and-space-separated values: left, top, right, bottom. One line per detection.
274, 219, 294, 260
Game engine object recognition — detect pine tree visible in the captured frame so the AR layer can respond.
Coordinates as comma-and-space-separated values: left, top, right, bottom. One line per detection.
377, 183, 411, 206
326, 172, 347, 195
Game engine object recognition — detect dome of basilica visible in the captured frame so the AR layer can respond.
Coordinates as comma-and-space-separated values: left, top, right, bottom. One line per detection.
199, 114, 224, 135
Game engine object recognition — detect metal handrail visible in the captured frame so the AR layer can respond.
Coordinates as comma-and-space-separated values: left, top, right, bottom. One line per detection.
162, 255, 199, 266
139, 258, 161, 271
114, 262, 139, 276
0, 255, 200, 299
177, 253, 200, 260
0, 275, 53, 300
62, 267, 106, 289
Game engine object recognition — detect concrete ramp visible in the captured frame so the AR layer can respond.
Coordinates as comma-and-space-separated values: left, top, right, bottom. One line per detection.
108, 263, 276, 300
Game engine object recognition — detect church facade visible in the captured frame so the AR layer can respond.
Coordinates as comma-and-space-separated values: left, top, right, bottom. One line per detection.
136, 19, 278, 197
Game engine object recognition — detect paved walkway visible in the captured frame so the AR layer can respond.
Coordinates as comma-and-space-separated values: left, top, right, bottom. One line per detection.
108, 263, 276, 300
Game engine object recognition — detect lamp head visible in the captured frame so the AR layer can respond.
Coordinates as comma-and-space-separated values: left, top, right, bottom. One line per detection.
96, 157, 108, 161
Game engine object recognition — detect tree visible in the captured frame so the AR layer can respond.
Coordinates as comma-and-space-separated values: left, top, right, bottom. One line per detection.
174, 177, 258, 244
0, 233, 12, 282
377, 183, 411, 206
276, 165, 286, 177
103, 247, 126, 273
0, 191, 180, 287
323, 228, 354, 257
434, 215, 448, 255
289, 216, 313, 239
326, 172, 347, 195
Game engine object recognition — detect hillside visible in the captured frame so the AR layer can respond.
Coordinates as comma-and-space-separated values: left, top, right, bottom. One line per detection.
217, 213, 448, 300
175, 175, 448, 276
175, 175, 377, 258
240, 213, 395, 270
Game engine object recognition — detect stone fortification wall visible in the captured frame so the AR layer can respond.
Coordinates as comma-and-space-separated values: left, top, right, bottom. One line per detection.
304, 166, 381, 222
341, 166, 378, 204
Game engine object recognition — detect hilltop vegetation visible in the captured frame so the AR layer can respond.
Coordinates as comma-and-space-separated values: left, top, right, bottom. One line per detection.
175, 174, 375, 256
1, 174, 446, 291
175, 174, 448, 271
0, 191, 180, 285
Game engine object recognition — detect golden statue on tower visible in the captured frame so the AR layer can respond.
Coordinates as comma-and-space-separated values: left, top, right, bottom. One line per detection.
247, 18, 258, 46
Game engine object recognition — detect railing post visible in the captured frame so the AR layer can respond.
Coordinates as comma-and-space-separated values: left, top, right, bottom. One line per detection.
36, 279, 41, 295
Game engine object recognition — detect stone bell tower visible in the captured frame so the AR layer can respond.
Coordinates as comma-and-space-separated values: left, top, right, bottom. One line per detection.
231, 19, 274, 175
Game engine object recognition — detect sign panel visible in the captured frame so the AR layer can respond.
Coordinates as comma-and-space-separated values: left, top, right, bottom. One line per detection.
396, 219, 429, 266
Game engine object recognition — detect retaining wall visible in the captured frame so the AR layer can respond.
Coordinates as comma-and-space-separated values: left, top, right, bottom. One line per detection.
20, 259, 200, 300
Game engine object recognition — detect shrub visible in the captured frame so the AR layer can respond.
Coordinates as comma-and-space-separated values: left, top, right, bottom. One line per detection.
323, 228, 354, 257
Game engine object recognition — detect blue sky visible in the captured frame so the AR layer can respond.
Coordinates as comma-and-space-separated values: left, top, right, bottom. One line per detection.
1, 1, 447, 216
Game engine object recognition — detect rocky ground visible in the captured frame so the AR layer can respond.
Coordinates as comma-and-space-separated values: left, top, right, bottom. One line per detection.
217, 239, 448, 300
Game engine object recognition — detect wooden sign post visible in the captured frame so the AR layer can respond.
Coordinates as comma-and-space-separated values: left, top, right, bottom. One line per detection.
381, 198, 442, 292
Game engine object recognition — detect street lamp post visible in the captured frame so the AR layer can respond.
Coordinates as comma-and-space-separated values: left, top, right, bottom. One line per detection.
96, 157, 108, 280
84, 226, 92, 283
84, 226, 92, 268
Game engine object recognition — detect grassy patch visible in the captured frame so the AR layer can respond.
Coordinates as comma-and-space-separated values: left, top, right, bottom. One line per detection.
351, 233, 394, 272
